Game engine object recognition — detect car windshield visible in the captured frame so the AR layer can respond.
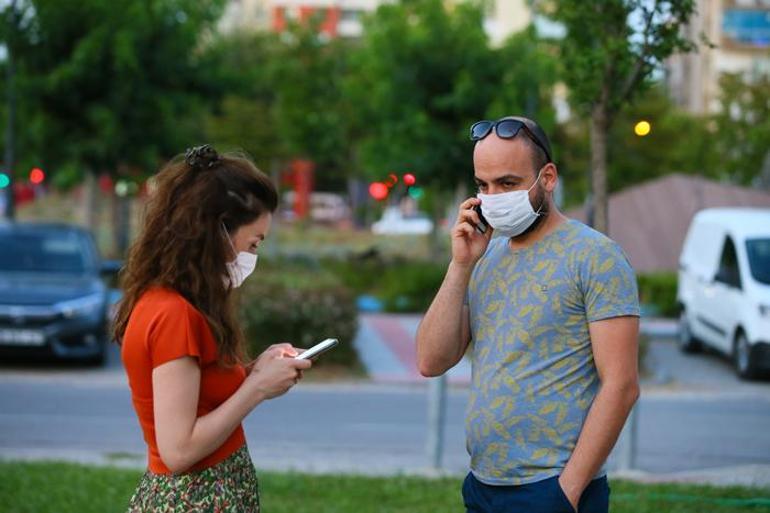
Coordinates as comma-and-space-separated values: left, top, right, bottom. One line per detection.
0, 231, 92, 273
746, 238, 770, 285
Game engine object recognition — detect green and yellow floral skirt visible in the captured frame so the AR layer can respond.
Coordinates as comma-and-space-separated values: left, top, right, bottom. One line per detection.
126, 445, 260, 513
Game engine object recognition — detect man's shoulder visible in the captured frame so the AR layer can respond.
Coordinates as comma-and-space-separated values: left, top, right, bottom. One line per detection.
561, 219, 623, 252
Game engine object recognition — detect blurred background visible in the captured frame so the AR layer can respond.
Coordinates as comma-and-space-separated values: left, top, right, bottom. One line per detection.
1, 1, 769, 512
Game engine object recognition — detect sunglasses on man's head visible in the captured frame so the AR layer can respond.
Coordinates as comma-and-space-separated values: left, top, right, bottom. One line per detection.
470, 119, 552, 163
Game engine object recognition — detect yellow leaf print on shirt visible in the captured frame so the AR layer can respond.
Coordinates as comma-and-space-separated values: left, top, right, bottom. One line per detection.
538, 402, 558, 415
543, 426, 562, 445
503, 375, 521, 394
505, 415, 525, 428
515, 430, 526, 449
490, 396, 509, 410
502, 399, 515, 419
598, 258, 615, 273
525, 384, 535, 403
555, 404, 568, 424
485, 300, 504, 315
518, 304, 534, 318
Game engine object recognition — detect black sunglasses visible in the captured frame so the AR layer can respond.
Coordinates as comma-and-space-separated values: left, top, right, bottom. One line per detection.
470, 119, 552, 163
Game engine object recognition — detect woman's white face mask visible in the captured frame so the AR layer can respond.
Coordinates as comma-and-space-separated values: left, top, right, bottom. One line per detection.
222, 224, 258, 288
477, 170, 544, 238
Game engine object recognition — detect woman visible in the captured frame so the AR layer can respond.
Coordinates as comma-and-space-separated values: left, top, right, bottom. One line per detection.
114, 145, 310, 512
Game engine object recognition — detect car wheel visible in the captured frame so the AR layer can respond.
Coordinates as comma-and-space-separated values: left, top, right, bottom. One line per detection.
678, 309, 701, 353
734, 332, 759, 380
83, 338, 107, 367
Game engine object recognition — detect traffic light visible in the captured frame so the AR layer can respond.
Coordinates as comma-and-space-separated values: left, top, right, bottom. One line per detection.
0, 173, 9, 189
403, 173, 416, 186
369, 182, 389, 201
29, 168, 45, 185
408, 186, 424, 200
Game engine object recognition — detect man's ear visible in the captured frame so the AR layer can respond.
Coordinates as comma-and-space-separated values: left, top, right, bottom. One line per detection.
541, 163, 559, 193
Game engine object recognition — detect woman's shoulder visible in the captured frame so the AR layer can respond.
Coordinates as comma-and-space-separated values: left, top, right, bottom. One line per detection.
135, 287, 202, 321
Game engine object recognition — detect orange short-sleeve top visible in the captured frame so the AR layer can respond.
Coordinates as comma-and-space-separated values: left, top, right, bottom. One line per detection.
121, 287, 246, 474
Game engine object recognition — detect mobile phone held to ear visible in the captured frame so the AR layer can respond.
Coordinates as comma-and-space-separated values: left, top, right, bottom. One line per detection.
472, 204, 488, 234
295, 338, 339, 360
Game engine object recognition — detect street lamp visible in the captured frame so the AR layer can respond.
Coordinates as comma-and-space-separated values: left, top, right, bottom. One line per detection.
634, 120, 651, 137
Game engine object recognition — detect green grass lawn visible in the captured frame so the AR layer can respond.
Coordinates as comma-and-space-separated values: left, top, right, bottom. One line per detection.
1, 461, 769, 513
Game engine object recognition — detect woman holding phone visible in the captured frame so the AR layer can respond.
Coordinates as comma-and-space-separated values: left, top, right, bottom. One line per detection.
114, 145, 310, 512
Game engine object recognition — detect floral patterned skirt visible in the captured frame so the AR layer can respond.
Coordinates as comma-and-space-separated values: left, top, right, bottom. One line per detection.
126, 445, 260, 513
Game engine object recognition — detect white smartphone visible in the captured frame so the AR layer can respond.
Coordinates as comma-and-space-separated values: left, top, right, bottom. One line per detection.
294, 338, 339, 360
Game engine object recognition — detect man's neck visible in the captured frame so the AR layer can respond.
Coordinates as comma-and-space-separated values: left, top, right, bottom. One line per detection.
508, 208, 567, 251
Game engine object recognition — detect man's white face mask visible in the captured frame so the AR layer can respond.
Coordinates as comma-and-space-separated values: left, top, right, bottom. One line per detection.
476, 170, 544, 238
222, 224, 258, 288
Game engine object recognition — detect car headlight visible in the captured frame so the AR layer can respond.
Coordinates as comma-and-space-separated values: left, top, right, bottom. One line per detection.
57, 293, 104, 319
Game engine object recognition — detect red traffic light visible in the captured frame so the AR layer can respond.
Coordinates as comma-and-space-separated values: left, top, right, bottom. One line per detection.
369, 182, 389, 201
29, 168, 45, 185
403, 173, 416, 186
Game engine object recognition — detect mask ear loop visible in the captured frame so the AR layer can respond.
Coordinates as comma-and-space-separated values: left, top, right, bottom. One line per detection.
528, 168, 546, 216
221, 223, 238, 259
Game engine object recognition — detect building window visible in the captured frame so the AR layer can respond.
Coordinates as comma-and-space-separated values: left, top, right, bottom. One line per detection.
722, 8, 770, 48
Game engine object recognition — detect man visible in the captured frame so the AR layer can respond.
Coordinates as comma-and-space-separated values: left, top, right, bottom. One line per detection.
416, 116, 640, 513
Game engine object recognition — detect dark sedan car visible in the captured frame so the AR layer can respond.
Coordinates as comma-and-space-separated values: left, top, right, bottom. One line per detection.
0, 222, 120, 364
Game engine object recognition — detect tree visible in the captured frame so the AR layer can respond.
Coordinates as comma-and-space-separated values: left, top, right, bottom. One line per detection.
0, 0, 34, 220
344, 0, 501, 191
607, 86, 718, 190
21, 0, 225, 175
487, 26, 559, 139
548, 0, 698, 233
2, 0, 226, 253
555, 86, 719, 208
203, 31, 286, 171
270, 19, 353, 189
712, 73, 770, 188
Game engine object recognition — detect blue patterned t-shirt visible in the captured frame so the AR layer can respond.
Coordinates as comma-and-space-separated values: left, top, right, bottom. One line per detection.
466, 219, 639, 485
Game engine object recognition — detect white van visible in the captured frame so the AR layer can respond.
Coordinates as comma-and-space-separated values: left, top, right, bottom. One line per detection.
677, 208, 770, 379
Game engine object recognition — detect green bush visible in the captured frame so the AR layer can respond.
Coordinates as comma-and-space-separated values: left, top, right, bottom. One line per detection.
378, 260, 447, 313
325, 255, 681, 318
322, 256, 447, 313
237, 262, 360, 368
322, 257, 382, 296
637, 272, 678, 317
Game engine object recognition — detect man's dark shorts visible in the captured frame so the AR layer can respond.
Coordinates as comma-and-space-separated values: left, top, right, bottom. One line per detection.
462, 472, 610, 513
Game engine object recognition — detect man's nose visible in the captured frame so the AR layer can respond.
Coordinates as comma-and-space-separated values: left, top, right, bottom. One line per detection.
486, 185, 505, 195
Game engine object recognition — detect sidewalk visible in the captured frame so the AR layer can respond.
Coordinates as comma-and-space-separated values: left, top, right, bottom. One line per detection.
353, 313, 472, 384
351, 315, 770, 489
612, 465, 770, 489
353, 313, 677, 384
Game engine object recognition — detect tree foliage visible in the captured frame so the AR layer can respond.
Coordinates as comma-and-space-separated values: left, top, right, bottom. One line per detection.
344, 0, 501, 187
2, 0, 226, 184
202, 31, 284, 170
547, 0, 698, 232
712, 73, 770, 187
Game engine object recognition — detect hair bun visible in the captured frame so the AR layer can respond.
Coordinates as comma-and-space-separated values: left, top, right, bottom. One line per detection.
184, 144, 221, 170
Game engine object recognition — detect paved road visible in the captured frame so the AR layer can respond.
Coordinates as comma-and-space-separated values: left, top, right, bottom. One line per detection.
1, 365, 769, 479
1, 320, 769, 486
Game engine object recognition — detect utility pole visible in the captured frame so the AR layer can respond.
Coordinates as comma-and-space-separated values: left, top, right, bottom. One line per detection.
3, 0, 18, 220
426, 374, 447, 471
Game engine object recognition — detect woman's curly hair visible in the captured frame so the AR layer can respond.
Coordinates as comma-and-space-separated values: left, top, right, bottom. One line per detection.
113, 145, 277, 366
